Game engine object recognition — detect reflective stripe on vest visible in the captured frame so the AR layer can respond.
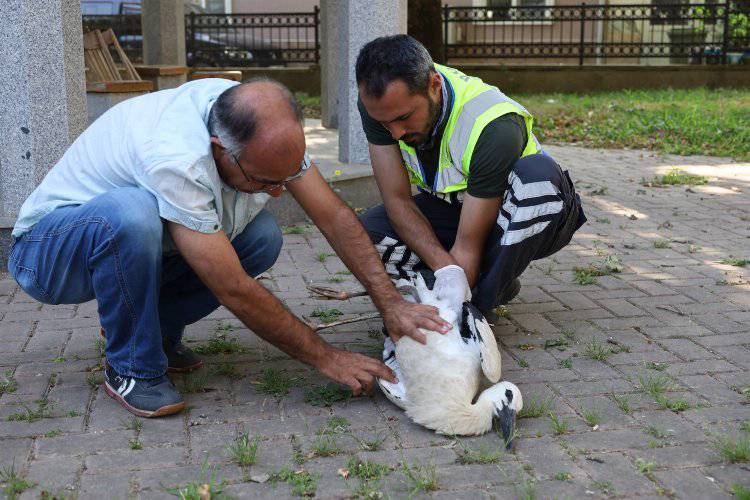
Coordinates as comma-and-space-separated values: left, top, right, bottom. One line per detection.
398, 64, 541, 195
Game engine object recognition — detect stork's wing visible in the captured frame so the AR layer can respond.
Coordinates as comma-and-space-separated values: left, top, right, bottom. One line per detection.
464, 303, 502, 383
376, 336, 408, 410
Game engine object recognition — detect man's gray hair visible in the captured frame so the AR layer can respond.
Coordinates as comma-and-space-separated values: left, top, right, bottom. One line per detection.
208, 77, 304, 157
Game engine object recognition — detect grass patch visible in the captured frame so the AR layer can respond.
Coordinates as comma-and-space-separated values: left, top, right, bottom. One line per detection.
0, 464, 35, 499
7, 398, 57, 422
514, 478, 538, 500
455, 443, 505, 464
192, 332, 247, 356
316, 252, 335, 263
581, 407, 601, 427
86, 373, 104, 388
645, 426, 669, 439
304, 383, 351, 407
281, 225, 306, 235
518, 397, 554, 419
123, 416, 143, 432
634, 457, 657, 473
644, 361, 669, 371
129, 439, 142, 450
309, 308, 343, 323
328, 276, 344, 283
731, 484, 750, 500
559, 358, 573, 369
166, 471, 228, 499
645, 168, 709, 187
518, 358, 529, 368
544, 336, 570, 351
655, 395, 690, 412
591, 480, 616, 496
573, 268, 597, 285
554, 472, 573, 481
309, 429, 342, 457
583, 339, 614, 361
653, 239, 672, 249
254, 368, 295, 398
638, 373, 675, 397
227, 432, 259, 466
611, 393, 632, 414
43, 429, 62, 438
522, 88, 750, 160
0, 370, 18, 396
211, 362, 242, 380
549, 412, 570, 435
352, 429, 388, 452
401, 461, 439, 495
719, 258, 750, 267
347, 457, 390, 481
714, 432, 750, 463
271, 466, 319, 497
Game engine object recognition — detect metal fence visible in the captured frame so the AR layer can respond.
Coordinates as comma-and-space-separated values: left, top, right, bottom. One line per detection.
185, 10, 319, 67
82, 9, 319, 67
443, 2, 750, 65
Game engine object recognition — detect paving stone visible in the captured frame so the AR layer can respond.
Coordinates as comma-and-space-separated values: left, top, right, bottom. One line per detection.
652, 467, 732, 499
2, 146, 748, 499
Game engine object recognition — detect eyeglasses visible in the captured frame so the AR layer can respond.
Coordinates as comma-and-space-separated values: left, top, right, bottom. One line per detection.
229, 151, 307, 188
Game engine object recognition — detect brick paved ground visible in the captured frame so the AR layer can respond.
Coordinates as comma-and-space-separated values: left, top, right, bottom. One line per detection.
1, 146, 748, 499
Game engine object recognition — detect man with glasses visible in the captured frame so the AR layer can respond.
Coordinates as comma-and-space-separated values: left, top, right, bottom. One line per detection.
7, 78, 449, 417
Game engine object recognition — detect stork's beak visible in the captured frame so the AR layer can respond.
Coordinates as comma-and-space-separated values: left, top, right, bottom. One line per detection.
493, 404, 517, 450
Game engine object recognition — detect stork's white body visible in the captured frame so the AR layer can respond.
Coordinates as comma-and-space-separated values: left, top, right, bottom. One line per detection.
378, 276, 515, 436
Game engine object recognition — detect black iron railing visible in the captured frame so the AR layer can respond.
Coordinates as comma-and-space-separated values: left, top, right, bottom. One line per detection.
82, 9, 320, 67
185, 10, 319, 67
443, 2, 750, 65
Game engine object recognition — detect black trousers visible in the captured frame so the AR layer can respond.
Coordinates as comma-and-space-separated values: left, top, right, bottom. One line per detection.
359, 153, 586, 312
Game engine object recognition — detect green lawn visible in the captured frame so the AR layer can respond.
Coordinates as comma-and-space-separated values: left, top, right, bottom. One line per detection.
297, 87, 750, 160
520, 88, 749, 160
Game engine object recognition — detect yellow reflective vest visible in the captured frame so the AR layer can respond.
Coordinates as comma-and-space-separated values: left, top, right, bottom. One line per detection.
399, 64, 542, 194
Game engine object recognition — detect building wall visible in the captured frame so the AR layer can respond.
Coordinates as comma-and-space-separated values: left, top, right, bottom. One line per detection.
231, 0, 319, 12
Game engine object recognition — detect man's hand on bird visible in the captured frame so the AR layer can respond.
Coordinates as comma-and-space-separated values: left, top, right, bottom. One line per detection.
315, 347, 397, 396
381, 299, 451, 344
433, 264, 472, 317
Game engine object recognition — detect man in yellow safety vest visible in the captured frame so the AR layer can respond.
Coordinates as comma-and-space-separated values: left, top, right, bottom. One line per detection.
356, 35, 586, 322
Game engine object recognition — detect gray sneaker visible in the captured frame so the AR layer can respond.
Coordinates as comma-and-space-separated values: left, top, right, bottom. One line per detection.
163, 340, 203, 373
103, 363, 185, 418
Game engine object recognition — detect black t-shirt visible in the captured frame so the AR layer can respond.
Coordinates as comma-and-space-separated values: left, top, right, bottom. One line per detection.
358, 95, 528, 199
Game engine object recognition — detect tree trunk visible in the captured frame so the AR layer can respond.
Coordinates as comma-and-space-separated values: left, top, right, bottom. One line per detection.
408, 0, 444, 63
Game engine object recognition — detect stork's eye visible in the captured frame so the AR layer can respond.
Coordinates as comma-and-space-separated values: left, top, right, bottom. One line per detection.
505, 389, 513, 402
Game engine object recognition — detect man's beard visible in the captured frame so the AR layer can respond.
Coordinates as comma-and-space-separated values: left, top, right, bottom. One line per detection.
401, 94, 442, 147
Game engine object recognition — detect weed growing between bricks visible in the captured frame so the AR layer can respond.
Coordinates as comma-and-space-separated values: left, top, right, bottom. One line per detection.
270, 466, 319, 497
227, 431, 260, 466
253, 367, 296, 398
0, 370, 18, 395
304, 383, 351, 407
0, 463, 35, 499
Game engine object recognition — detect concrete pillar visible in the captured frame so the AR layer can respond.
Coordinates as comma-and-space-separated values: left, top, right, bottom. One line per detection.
0, 0, 87, 266
337, 0, 407, 164
320, 0, 338, 129
142, 0, 186, 67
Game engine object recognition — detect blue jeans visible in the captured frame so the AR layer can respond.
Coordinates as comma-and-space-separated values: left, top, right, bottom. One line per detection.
8, 188, 282, 378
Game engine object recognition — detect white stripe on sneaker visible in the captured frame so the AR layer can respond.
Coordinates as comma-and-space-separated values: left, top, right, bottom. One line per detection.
120, 378, 136, 397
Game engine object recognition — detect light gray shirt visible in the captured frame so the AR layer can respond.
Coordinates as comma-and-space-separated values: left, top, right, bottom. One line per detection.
13, 78, 309, 253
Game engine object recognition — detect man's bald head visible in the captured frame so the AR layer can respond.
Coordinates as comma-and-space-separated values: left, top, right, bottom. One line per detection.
208, 78, 304, 158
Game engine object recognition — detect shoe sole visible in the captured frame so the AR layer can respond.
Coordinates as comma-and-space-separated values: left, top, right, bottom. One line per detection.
103, 381, 186, 418
100, 328, 203, 374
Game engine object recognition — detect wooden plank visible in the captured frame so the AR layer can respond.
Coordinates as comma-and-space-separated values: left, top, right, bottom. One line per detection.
86, 80, 153, 93
189, 70, 243, 82
133, 65, 189, 77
